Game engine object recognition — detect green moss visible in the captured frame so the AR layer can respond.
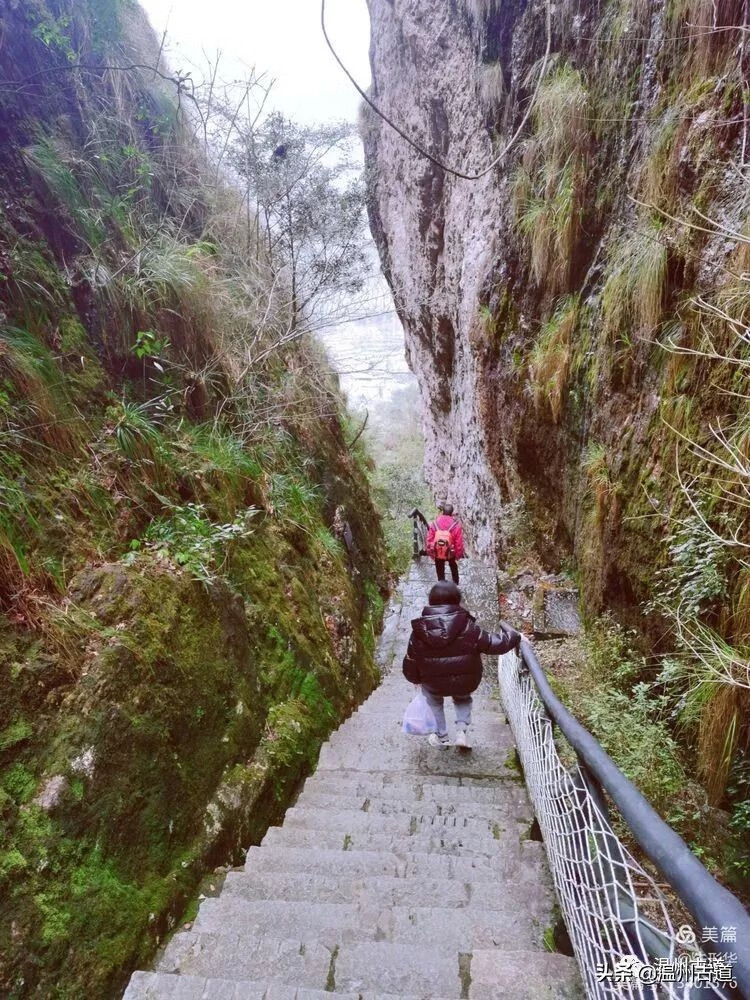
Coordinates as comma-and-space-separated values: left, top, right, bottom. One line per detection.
0, 848, 28, 880
362, 579, 385, 657
503, 749, 523, 776
543, 925, 557, 952
0, 718, 33, 753
1, 482, 386, 995
2, 763, 37, 804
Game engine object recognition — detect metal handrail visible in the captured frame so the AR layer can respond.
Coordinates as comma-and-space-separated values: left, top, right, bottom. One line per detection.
408, 507, 428, 559
518, 638, 750, 996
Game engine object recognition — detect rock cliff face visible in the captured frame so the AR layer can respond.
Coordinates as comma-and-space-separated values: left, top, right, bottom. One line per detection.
363, 0, 506, 555
364, 0, 749, 620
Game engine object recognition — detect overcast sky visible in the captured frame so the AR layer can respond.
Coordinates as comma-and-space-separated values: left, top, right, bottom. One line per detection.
140, 0, 372, 125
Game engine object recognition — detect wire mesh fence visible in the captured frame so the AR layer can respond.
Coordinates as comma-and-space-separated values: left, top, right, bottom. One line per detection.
498, 649, 738, 1000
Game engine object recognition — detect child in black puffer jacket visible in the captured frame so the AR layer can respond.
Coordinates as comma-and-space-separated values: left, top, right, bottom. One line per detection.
402, 581, 521, 749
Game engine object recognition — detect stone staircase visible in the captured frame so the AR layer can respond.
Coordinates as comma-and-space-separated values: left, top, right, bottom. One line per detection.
124, 560, 583, 999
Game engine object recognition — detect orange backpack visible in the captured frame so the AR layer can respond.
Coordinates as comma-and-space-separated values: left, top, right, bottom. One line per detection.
432, 520, 457, 560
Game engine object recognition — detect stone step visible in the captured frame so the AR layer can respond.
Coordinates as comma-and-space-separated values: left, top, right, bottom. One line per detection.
261, 824, 520, 859
122, 562, 584, 1000
348, 692, 504, 714
350, 694, 501, 713
155, 933, 332, 986
349, 684, 487, 703
299, 772, 522, 803
352, 696, 501, 711
191, 897, 545, 950
295, 788, 530, 823
124, 971, 356, 999
153, 936, 580, 999
346, 716, 506, 736
281, 805, 522, 842
155, 934, 464, 995
315, 739, 514, 778
330, 717, 510, 743
469, 949, 585, 999
326, 693, 506, 722
243, 844, 548, 884
342, 713, 504, 732
338, 945, 583, 999
326, 940, 462, 997
222, 869, 554, 914
352, 687, 503, 707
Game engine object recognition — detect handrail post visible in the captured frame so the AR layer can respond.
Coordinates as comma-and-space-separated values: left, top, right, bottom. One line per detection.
408, 507, 428, 560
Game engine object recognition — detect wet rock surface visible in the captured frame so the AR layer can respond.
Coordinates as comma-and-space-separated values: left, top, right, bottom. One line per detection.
499, 570, 581, 639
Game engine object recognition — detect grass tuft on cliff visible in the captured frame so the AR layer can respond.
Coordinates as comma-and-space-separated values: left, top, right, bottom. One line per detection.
601, 219, 668, 340
529, 296, 579, 423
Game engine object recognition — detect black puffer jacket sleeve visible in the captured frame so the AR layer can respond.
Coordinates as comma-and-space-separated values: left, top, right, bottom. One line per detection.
477, 623, 522, 654
402, 635, 421, 684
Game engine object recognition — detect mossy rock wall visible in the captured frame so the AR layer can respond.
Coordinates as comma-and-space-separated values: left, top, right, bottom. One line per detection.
0, 1, 389, 997
1, 512, 385, 999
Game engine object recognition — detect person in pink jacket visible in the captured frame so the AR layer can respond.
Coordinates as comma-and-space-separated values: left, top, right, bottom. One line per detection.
425, 503, 465, 584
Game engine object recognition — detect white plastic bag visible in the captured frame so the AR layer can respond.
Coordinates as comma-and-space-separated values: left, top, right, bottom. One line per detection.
402, 688, 438, 736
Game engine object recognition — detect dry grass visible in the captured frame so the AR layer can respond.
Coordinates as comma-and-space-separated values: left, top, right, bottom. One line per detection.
0, 545, 27, 610
663, 392, 696, 434
518, 197, 554, 285
582, 442, 618, 524
730, 575, 750, 644
716, 222, 750, 325
533, 64, 589, 167
530, 296, 579, 422
514, 64, 588, 294
640, 109, 683, 211
0, 328, 77, 452
477, 62, 505, 111
512, 165, 533, 219
697, 683, 746, 804
602, 220, 668, 339
669, 0, 746, 75
517, 161, 581, 293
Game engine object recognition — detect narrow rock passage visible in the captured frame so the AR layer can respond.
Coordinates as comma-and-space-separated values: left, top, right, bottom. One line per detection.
125, 560, 582, 999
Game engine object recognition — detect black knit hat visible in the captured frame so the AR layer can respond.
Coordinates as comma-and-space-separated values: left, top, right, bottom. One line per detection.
428, 582, 461, 605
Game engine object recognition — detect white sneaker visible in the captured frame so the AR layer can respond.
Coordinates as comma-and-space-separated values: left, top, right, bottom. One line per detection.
428, 733, 451, 749
455, 730, 471, 751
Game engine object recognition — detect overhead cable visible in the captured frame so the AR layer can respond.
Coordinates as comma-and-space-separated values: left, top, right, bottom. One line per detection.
320, 0, 552, 182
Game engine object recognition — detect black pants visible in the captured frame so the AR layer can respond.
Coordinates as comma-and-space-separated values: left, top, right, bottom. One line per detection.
435, 558, 459, 584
